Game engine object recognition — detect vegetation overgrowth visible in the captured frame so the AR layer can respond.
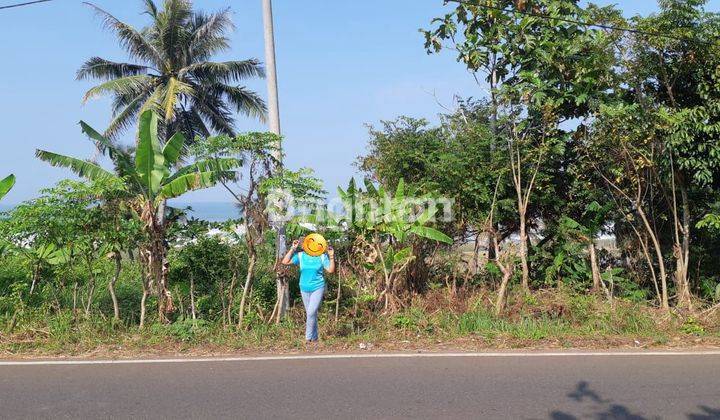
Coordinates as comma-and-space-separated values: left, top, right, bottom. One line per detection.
2, 0, 720, 356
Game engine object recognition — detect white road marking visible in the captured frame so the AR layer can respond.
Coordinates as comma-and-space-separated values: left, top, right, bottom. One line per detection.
0, 350, 719, 365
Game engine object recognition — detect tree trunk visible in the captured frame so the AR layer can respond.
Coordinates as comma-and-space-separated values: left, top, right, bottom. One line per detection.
139, 286, 148, 328
274, 280, 289, 324
72, 281, 78, 321
137, 202, 173, 324
637, 207, 669, 310
84, 260, 96, 316
237, 253, 256, 329
588, 241, 602, 293
335, 272, 342, 323
493, 235, 513, 316
109, 252, 121, 321
29, 266, 40, 295
141, 224, 172, 324
189, 272, 197, 321
629, 225, 662, 305
675, 183, 692, 309
226, 263, 238, 325
518, 214, 530, 291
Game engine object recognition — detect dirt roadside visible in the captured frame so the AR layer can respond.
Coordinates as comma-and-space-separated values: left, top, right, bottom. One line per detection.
2, 335, 719, 361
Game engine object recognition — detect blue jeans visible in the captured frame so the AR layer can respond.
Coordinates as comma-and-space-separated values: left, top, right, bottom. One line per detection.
301, 287, 324, 341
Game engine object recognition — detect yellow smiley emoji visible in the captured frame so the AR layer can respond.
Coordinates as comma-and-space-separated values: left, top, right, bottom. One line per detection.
302, 233, 327, 257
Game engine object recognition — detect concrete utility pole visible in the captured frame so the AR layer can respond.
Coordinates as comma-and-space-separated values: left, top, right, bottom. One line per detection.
262, 0, 281, 141
262, 0, 289, 320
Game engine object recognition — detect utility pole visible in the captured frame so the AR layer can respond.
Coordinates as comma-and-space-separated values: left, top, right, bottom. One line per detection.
262, 0, 289, 320
262, 0, 281, 139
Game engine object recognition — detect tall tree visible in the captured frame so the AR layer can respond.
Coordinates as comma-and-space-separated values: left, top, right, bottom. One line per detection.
627, 0, 720, 308
424, 0, 621, 290
78, 0, 267, 141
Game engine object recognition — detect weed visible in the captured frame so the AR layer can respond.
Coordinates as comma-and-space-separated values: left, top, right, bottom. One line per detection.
681, 317, 705, 336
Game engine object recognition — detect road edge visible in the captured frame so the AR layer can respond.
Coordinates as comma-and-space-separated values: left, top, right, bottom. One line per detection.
1, 349, 720, 365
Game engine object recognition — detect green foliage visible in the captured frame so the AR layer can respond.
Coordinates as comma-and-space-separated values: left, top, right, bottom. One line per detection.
169, 236, 233, 318
4, 0, 720, 352
0, 174, 15, 201
336, 178, 452, 244
166, 318, 211, 342
37, 110, 231, 207
681, 317, 705, 336
697, 213, 720, 233
357, 110, 513, 237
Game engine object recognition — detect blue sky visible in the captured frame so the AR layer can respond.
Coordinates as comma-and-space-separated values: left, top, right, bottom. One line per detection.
2, 0, 719, 205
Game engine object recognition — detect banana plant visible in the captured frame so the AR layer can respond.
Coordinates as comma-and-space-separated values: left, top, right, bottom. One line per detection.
336, 178, 452, 311
337, 178, 452, 244
16, 243, 70, 296
0, 174, 15, 201
36, 109, 238, 325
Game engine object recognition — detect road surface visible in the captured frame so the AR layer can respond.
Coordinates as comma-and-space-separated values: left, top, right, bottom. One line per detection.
0, 352, 719, 419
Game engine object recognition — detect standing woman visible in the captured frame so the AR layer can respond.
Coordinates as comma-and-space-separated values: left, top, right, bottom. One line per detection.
281, 234, 335, 342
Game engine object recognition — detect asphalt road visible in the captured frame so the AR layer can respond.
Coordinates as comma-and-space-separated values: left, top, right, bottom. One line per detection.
0, 352, 719, 419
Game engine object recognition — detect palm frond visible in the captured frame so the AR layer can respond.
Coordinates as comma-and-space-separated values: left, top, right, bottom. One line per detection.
84, 2, 162, 65
137, 84, 165, 119
188, 9, 232, 58
211, 83, 267, 122
156, 0, 192, 70
106, 91, 152, 140
181, 60, 265, 83
167, 106, 210, 140
82, 75, 154, 103
161, 77, 194, 120
142, 0, 158, 18
76, 57, 151, 81
189, 36, 230, 63
190, 87, 236, 135
35, 150, 117, 181
194, 101, 236, 136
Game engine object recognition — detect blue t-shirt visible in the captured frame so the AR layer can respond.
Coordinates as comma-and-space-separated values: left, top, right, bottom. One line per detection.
291, 252, 330, 292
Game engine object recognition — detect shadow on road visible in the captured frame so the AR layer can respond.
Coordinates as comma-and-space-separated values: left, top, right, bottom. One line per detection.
547, 381, 720, 420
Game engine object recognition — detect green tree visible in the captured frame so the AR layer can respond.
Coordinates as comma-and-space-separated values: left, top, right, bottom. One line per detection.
36, 110, 235, 325
626, 0, 720, 308
0, 180, 121, 323
78, 0, 266, 141
424, 0, 621, 290
193, 132, 325, 325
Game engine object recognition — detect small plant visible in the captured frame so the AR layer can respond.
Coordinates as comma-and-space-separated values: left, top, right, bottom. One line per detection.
167, 318, 210, 342
392, 314, 414, 329
681, 317, 705, 336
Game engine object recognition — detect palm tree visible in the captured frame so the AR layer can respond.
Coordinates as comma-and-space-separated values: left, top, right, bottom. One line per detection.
78, 0, 267, 141
36, 110, 240, 326
0, 175, 15, 201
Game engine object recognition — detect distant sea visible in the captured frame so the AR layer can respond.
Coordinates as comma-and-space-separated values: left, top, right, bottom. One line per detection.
172, 202, 239, 222
1, 202, 240, 223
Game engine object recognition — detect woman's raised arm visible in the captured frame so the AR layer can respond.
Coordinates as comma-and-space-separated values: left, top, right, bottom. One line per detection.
281, 240, 300, 265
